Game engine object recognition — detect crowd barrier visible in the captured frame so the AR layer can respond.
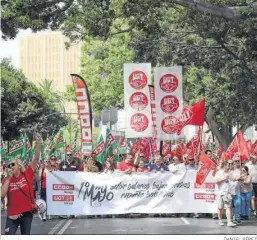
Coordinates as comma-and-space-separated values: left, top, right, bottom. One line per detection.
46, 170, 217, 215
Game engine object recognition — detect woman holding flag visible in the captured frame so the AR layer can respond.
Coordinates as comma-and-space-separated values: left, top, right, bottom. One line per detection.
1, 133, 41, 235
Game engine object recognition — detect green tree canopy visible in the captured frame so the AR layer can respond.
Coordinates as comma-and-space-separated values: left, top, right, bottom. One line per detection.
1, 59, 68, 141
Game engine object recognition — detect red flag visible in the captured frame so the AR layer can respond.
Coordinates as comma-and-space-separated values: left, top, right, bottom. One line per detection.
247, 140, 252, 153
131, 139, 144, 156
237, 131, 251, 161
186, 129, 201, 157
172, 142, 187, 160
161, 99, 205, 135
227, 131, 250, 161
251, 140, 257, 154
142, 137, 151, 161
162, 141, 171, 159
196, 153, 215, 185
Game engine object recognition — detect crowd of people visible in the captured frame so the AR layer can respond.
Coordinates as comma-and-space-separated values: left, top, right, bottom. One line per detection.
1, 135, 257, 234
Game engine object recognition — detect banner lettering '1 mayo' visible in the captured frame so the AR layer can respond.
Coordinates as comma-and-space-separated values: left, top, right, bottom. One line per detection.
124, 63, 153, 138
154, 67, 183, 141
47, 171, 217, 215
71, 74, 92, 156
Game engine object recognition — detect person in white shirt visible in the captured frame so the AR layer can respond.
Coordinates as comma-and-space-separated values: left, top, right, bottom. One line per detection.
228, 158, 242, 224
214, 161, 236, 227
168, 156, 186, 174
245, 155, 257, 216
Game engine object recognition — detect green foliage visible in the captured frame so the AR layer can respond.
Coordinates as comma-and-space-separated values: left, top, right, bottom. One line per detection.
79, 32, 134, 114
1, 59, 68, 141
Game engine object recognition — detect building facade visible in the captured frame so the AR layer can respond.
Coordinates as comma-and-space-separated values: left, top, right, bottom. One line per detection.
20, 31, 81, 92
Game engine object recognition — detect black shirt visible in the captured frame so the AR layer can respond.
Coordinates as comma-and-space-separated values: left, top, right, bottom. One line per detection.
59, 160, 80, 171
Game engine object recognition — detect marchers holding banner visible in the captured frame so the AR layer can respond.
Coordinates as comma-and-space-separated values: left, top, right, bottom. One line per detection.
46, 171, 217, 215
124, 63, 153, 138
71, 74, 93, 156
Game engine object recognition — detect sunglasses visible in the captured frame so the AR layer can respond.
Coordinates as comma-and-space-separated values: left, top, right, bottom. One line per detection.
7, 162, 16, 168
234, 160, 240, 163
66, 154, 72, 157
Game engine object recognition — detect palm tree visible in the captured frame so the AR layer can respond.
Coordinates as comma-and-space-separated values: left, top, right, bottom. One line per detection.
38, 79, 64, 111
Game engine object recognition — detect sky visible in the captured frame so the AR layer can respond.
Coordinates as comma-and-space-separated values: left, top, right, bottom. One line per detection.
0, 29, 32, 68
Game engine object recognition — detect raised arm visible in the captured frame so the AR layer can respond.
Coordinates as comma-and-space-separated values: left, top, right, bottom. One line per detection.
30, 134, 41, 172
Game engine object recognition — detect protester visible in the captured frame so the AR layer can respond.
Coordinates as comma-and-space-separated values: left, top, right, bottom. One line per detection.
246, 155, 257, 217
168, 156, 185, 174
116, 154, 135, 174
150, 155, 169, 172
49, 155, 59, 171
186, 156, 200, 218
91, 152, 104, 172
214, 161, 236, 227
103, 160, 115, 174
1, 134, 41, 235
59, 152, 80, 171
38, 158, 53, 221
135, 160, 149, 172
240, 166, 252, 220
228, 158, 242, 224
84, 157, 99, 172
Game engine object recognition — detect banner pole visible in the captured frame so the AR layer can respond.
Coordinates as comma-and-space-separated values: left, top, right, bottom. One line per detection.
160, 140, 163, 156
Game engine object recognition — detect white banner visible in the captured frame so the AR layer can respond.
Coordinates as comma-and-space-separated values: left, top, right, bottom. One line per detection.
46, 171, 217, 215
124, 63, 153, 138
154, 67, 184, 141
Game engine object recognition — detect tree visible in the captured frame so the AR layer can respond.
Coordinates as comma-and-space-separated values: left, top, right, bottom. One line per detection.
79, 31, 134, 114
1, 59, 68, 141
38, 79, 65, 112
2, 0, 257, 40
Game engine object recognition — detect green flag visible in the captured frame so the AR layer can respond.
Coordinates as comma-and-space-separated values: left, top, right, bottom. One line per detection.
8, 138, 25, 158
95, 135, 106, 163
21, 135, 29, 161
55, 129, 65, 150
1, 141, 7, 156
105, 128, 120, 162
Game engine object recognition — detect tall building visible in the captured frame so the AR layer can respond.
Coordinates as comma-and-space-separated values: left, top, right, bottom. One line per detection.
20, 31, 81, 92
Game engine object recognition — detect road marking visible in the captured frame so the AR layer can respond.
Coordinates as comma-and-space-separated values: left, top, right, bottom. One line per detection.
57, 220, 73, 235
180, 217, 190, 225
48, 220, 65, 235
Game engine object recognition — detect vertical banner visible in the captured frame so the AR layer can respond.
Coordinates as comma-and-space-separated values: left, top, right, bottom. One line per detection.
124, 63, 153, 138
149, 85, 158, 152
71, 74, 93, 156
154, 67, 183, 141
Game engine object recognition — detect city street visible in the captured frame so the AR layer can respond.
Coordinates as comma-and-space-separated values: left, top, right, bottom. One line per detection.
1, 210, 256, 235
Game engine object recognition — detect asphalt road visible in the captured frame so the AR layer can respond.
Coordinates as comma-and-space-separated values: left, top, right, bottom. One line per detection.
1, 211, 256, 235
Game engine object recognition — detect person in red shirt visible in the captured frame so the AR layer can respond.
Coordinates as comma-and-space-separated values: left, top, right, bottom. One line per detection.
116, 154, 135, 174
1, 134, 41, 235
